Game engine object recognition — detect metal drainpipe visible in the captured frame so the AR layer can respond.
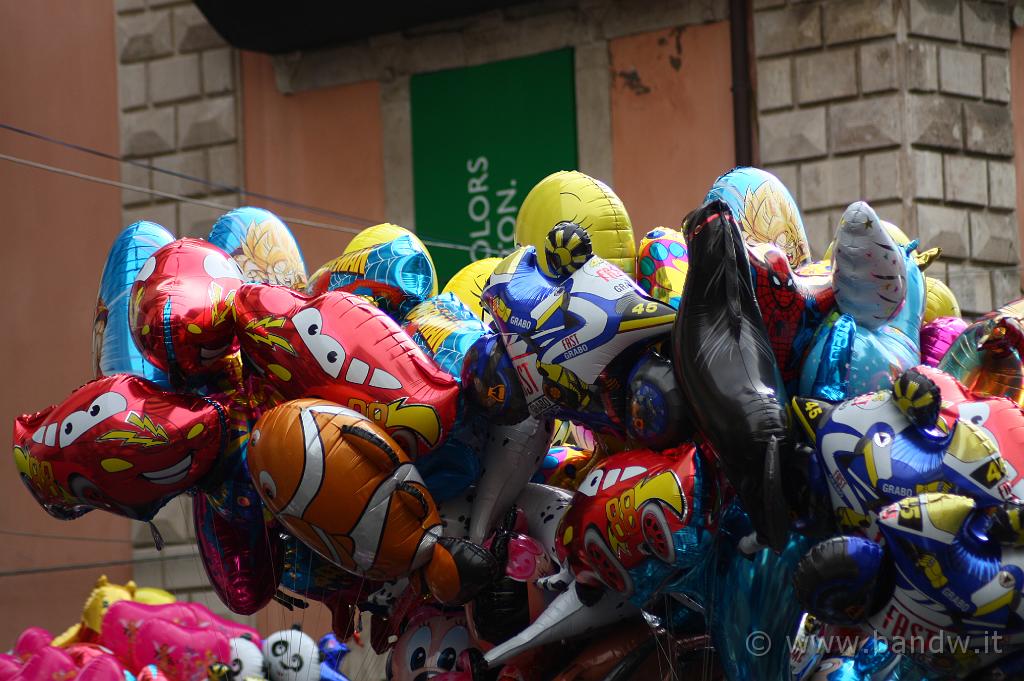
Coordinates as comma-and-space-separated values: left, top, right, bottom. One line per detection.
729, 0, 754, 167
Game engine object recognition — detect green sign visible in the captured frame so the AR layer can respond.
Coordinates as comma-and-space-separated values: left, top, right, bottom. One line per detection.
410, 48, 579, 282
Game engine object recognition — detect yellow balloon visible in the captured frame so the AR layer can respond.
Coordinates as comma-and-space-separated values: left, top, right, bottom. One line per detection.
441, 257, 501, 320
343, 223, 439, 296
925, 277, 961, 322
53, 575, 136, 646
636, 227, 688, 308
515, 171, 635, 278
134, 586, 176, 605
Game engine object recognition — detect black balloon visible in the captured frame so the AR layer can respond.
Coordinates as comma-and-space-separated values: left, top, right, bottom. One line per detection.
671, 200, 790, 549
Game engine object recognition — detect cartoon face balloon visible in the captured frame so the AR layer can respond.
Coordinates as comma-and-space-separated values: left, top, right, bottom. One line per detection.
387, 607, 472, 681
556, 444, 715, 601
705, 166, 811, 267
515, 171, 636, 278
249, 399, 495, 604
129, 239, 244, 383
234, 284, 458, 457
208, 207, 308, 290
94, 221, 175, 386
262, 629, 319, 681
13, 374, 223, 520
227, 637, 266, 681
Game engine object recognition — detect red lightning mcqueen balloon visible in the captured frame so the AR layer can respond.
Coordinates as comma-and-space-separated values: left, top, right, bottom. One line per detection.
233, 283, 458, 457
918, 364, 1024, 499
129, 239, 244, 384
12, 374, 224, 521
555, 444, 712, 597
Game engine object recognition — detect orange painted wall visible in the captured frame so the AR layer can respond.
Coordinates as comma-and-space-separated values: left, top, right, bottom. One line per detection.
240, 52, 387, 277
240, 52, 386, 635
0, 0, 132, 644
1013, 26, 1024, 280
610, 22, 735, 238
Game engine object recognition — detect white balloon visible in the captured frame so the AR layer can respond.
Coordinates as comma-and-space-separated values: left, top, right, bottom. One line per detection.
228, 637, 266, 681
262, 629, 319, 681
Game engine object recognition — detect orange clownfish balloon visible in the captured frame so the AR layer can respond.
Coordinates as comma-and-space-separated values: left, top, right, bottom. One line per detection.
247, 399, 496, 605
234, 284, 458, 458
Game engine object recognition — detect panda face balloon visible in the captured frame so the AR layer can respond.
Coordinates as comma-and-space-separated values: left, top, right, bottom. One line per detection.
228, 637, 266, 681
262, 629, 319, 681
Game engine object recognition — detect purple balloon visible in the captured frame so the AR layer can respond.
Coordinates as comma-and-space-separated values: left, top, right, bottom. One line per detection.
193, 492, 281, 616
920, 316, 969, 367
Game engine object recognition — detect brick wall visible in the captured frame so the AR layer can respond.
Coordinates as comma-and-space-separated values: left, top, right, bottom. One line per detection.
754, 0, 1019, 314
116, 0, 241, 239
114, 0, 247, 621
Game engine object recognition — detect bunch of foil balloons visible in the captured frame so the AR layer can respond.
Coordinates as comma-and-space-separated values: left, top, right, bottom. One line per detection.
19, 165, 1024, 680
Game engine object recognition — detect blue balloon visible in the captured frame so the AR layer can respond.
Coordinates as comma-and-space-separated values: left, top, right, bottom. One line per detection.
800, 243, 924, 400
402, 293, 488, 380
208, 206, 308, 289
318, 633, 351, 681
94, 221, 174, 386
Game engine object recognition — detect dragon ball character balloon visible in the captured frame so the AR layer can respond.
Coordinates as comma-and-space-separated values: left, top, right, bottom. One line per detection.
705, 166, 811, 268
248, 399, 496, 605
208, 207, 308, 290
515, 170, 635, 278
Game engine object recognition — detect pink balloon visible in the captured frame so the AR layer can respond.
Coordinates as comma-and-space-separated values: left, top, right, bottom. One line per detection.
134, 665, 170, 681
100, 602, 198, 668
13, 628, 52, 661
64, 644, 111, 670
12, 647, 77, 681
920, 316, 969, 367
193, 493, 280, 618
132, 619, 229, 681
74, 655, 127, 681
0, 654, 22, 681
179, 603, 261, 647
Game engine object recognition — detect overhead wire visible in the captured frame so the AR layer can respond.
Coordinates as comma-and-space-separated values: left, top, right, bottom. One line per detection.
0, 122, 495, 255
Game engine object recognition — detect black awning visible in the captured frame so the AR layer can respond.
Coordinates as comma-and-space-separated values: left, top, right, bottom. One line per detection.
193, 1, 534, 54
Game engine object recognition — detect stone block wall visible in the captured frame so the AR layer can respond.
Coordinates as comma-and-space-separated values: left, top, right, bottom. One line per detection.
116, 0, 241, 239
115, 0, 247, 620
754, 0, 1019, 314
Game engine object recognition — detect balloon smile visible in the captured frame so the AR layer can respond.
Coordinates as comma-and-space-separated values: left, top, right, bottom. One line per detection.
141, 454, 193, 485
200, 344, 231, 363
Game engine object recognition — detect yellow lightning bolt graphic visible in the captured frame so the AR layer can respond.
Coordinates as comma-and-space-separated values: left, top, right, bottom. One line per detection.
244, 316, 297, 354
209, 282, 236, 327
97, 412, 169, 447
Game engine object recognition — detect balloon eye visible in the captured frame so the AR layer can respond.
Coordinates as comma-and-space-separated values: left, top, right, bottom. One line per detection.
873, 432, 892, 447
90, 405, 101, 416
272, 641, 288, 656
438, 648, 457, 671
307, 324, 318, 335
327, 351, 338, 363
410, 647, 426, 670
64, 423, 74, 435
